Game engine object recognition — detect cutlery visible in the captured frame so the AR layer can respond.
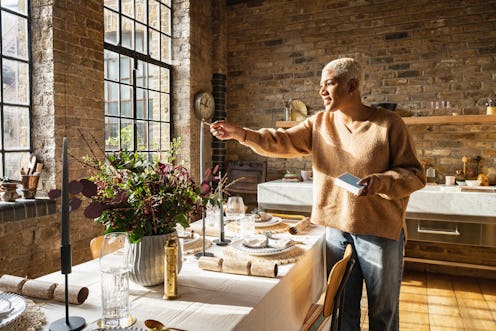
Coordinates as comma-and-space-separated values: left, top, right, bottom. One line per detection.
144, 319, 187, 331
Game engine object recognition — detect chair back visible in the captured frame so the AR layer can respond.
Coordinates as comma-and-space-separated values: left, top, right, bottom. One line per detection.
90, 235, 124, 259
225, 161, 267, 194
323, 244, 354, 318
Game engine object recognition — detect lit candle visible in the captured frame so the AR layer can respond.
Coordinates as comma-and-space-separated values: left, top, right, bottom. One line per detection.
61, 137, 70, 246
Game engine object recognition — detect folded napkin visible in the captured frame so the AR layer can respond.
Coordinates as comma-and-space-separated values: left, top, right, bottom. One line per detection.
198, 257, 278, 278
0, 274, 89, 305
243, 235, 293, 249
288, 217, 311, 234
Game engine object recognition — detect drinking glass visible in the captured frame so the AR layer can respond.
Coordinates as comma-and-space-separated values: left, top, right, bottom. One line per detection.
99, 232, 134, 328
239, 214, 255, 239
225, 196, 245, 222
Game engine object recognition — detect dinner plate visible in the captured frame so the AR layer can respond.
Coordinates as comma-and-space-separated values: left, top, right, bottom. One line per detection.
254, 216, 282, 228
232, 239, 295, 256
91, 328, 145, 331
0, 292, 27, 328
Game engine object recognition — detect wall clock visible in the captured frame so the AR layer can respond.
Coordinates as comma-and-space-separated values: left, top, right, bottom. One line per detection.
194, 91, 215, 120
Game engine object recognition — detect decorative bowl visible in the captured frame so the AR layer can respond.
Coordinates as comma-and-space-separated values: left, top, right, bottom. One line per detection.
465, 180, 481, 186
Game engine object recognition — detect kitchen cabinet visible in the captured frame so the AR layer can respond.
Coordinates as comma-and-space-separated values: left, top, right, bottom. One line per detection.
275, 114, 496, 128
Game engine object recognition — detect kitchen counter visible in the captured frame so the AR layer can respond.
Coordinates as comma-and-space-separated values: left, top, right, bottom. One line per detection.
258, 181, 496, 218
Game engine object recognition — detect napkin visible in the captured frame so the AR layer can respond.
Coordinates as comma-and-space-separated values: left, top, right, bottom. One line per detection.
222, 259, 251, 275
243, 235, 268, 248
268, 238, 294, 249
198, 256, 223, 272
250, 261, 278, 278
0, 274, 89, 305
288, 217, 311, 234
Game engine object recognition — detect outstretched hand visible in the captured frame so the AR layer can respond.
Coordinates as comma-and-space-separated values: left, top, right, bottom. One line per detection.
210, 120, 246, 141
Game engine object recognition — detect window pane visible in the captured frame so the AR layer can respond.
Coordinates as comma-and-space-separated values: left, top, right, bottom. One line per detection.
160, 123, 170, 151
121, 0, 134, 18
105, 117, 119, 150
104, 49, 118, 81
160, 66, 170, 93
104, 8, 119, 45
149, 121, 159, 151
148, 0, 160, 30
149, 91, 160, 120
3, 106, 29, 149
160, 93, 170, 122
136, 88, 147, 119
148, 63, 159, 91
120, 85, 133, 117
149, 29, 160, 60
135, 0, 146, 23
136, 59, 146, 88
2, 11, 28, 60
135, 22, 147, 54
121, 119, 134, 150
136, 120, 147, 150
1, 0, 28, 15
3, 59, 29, 104
160, 34, 171, 63
4, 151, 29, 180
103, 0, 118, 11
160, 4, 171, 35
121, 17, 134, 50
105, 81, 119, 115
119, 54, 132, 84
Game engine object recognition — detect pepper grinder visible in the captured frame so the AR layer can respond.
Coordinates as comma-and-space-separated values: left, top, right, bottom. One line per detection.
164, 234, 179, 299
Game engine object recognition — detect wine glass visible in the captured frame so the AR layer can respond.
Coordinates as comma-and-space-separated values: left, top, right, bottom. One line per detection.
99, 232, 134, 328
225, 196, 245, 238
225, 196, 245, 222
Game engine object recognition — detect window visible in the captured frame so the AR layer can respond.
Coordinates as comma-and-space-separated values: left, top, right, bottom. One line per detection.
1, 0, 31, 179
104, 0, 172, 160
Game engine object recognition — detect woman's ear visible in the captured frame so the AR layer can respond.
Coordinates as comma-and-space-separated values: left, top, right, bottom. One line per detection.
348, 78, 359, 94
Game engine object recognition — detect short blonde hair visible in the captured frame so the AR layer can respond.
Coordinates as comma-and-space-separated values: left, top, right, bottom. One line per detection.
323, 58, 363, 84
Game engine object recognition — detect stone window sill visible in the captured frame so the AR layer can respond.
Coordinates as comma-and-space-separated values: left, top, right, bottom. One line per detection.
0, 198, 57, 222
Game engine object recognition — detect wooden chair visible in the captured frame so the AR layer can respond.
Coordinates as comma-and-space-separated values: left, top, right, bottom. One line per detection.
225, 161, 267, 209
300, 244, 355, 331
89, 235, 124, 259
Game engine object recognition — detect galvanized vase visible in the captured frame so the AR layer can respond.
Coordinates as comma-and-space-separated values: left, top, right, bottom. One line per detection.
129, 232, 183, 287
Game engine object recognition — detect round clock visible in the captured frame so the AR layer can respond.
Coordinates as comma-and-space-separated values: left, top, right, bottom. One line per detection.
194, 91, 215, 120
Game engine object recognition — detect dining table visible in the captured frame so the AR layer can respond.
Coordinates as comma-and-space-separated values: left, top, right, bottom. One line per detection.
32, 220, 326, 331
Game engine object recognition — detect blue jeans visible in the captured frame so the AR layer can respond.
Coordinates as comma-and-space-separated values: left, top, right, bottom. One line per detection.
325, 227, 404, 331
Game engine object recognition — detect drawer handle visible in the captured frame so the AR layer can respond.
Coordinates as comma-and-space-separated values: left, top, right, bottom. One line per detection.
417, 224, 460, 236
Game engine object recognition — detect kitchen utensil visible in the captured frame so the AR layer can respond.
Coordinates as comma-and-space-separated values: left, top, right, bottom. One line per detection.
144, 319, 186, 331
28, 155, 37, 175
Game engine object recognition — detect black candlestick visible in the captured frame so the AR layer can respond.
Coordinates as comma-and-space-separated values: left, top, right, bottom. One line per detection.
49, 138, 85, 331
194, 209, 214, 259
213, 173, 230, 246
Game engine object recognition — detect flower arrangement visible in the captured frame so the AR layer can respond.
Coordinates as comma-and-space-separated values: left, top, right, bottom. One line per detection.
49, 138, 204, 243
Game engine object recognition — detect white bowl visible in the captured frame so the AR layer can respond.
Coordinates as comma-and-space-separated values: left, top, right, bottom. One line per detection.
465, 180, 481, 186
456, 181, 467, 186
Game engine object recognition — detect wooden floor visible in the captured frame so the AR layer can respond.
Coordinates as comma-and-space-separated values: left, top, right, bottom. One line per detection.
359, 270, 496, 330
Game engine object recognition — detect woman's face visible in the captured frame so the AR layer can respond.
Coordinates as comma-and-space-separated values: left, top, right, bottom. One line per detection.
319, 69, 351, 112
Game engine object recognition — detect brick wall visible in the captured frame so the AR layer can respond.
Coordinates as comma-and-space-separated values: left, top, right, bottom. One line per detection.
225, 0, 496, 182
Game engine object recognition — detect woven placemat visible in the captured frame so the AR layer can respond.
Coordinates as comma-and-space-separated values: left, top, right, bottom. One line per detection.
0, 299, 46, 331
183, 236, 212, 255
222, 244, 306, 265
226, 221, 290, 234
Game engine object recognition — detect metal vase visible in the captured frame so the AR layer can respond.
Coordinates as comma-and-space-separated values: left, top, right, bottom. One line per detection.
129, 232, 183, 287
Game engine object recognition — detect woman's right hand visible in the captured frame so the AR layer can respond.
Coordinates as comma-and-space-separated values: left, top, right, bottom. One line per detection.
210, 121, 246, 141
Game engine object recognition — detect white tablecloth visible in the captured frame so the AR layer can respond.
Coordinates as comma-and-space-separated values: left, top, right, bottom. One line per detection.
35, 226, 326, 331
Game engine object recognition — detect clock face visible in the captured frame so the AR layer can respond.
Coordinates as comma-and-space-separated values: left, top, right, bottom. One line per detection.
194, 92, 215, 119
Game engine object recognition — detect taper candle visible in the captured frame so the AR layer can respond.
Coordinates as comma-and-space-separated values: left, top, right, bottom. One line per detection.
200, 119, 204, 180
61, 137, 70, 246
218, 171, 224, 241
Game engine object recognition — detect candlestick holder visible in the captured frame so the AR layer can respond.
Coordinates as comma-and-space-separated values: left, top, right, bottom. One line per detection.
194, 210, 215, 259
49, 138, 86, 331
213, 198, 231, 246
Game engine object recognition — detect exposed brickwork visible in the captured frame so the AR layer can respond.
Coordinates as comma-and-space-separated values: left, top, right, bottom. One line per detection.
225, 0, 496, 181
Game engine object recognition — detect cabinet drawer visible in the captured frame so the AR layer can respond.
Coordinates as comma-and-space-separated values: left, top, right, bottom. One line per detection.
406, 219, 481, 246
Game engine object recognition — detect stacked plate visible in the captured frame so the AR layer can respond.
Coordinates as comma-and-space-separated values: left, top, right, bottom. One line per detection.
0, 292, 27, 328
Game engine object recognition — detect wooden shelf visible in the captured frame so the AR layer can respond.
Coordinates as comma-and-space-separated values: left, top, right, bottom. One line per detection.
275, 115, 496, 128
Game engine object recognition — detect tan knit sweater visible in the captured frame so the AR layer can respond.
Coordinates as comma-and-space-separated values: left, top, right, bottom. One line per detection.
242, 107, 426, 240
